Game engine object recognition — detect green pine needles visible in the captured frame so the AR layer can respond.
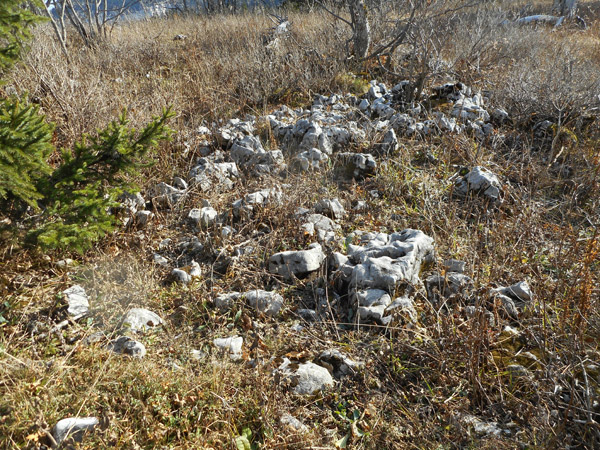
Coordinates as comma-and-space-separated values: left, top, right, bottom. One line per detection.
0, 1, 175, 253
32, 109, 174, 253
0, 98, 54, 208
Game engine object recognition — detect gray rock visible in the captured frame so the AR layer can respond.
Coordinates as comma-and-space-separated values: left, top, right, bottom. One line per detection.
279, 360, 334, 395
244, 290, 284, 316
108, 336, 146, 358
189, 160, 239, 192
358, 304, 387, 322
152, 253, 169, 266
232, 187, 282, 218
443, 259, 466, 273
497, 293, 519, 319
496, 281, 532, 302
214, 292, 241, 310
213, 335, 243, 360
318, 349, 363, 378
463, 415, 509, 438
297, 309, 318, 322
375, 129, 398, 156
492, 108, 509, 123
121, 308, 163, 332
328, 252, 348, 272
280, 413, 309, 432
150, 182, 185, 208
347, 229, 435, 290
63, 285, 89, 316
385, 296, 417, 323
454, 166, 501, 202
425, 272, 473, 299
53, 417, 99, 444
315, 198, 345, 220
353, 200, 368, 211
294, 147, 329, 171
134, 210, 153, 227
337, 152, 377, 179
354, 289, 392, 307
302, 214, 340, 243
172, 268, 192, 284
269, 243, 326, 281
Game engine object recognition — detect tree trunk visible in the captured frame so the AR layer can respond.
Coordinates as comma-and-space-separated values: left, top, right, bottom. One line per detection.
553, 0, 578, 18
349, 0, 370, 59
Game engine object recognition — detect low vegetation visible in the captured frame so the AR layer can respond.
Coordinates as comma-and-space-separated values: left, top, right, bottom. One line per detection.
1, 1, 599, 449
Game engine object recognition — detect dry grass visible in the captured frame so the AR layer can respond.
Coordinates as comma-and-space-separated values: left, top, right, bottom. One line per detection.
1, 1, 600, 449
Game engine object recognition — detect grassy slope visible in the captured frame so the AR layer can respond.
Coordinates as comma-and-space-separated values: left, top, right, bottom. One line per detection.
1, 2, 600, 449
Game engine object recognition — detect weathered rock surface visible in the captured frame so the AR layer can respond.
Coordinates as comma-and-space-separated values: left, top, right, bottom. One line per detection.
277, 359, 334, 395
213, 335, 243, 360
108, 336, 146, 358
269, 243, 326, 281
215, 289, 284, 316
53, 417, 99, 444
63, 285, 89, 316
454, 166, 502, 202
121, 308, 163, 332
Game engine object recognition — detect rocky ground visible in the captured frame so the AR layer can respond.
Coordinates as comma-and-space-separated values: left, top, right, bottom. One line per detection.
2, 5, 600, 449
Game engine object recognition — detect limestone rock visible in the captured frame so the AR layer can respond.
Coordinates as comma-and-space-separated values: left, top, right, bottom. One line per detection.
121, 308, 163, 332
269, 243, 326, 281
213, 335, 243, 360
63, 285, 89, 317
108, 336, 146, 358
53, 417, 99, 445
454, 166, 502, 202
315, 198, 345, 220
244, 290, 284, 316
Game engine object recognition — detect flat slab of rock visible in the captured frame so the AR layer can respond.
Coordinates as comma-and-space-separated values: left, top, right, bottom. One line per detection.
121, 308, 163, 332
63, 285, 89, 316
269, 243, 325, 281
53, 417, 99, 444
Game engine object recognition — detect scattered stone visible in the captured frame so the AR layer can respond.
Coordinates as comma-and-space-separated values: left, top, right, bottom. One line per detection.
495, 281, 532, 302
134, 210, 153, 228
150, 182, 186, 208
213, 335, 243, 360
172, 268, 192, 284
462, 415, 509, 438
277, 359, 334, 395
315, 198, 345, 220
269, 243, 326, 281
63, 285, 89, 317
189, 159, 239, 192
336, 152, 377, 179
108, 336, 146, 358
425, 272, 473, 301
53, 417, 99, 445
385, 296, 418, 324
443, 259, 466, 274
374, 129, 398, 156
121, 308, 163, 332
280, 413, 309, 432
232, 187, 283, 218
301, 214, 340, 243
56, 258, 75, 268
244, 290, 284, 316
454, 166, 502, 202
317, 349, 363, 378
152, 253, 169, 266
